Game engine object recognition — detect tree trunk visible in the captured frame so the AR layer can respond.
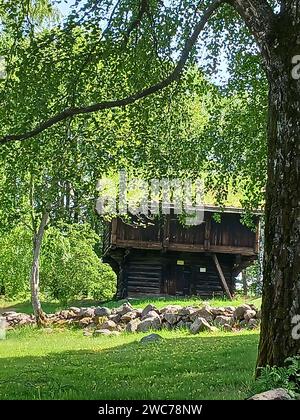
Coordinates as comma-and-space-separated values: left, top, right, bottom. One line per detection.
257, 21, 300, 369
31, 211, 49, 327
241, 270, 248, 297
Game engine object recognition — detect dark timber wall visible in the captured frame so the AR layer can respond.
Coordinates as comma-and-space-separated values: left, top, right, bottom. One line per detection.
118, 250, 236, 298
102, 207, 260, 298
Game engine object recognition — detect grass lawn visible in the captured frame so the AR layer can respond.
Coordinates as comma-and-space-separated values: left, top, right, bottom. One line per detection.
0, 327, 259, 400
0, 295, 262, 315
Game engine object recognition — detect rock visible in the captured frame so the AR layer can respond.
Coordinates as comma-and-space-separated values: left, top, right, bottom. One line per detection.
244, 310, 257, 322
224, 306, 235, 313
94, 329, 120, 336
18, 318, 31, 326
0, 318, 6, 340
137, 316, 162, 332
69, 306, 81, 315
78, 317, 94, 327
95, 307, 111, 317
178, 307, 197, 317
99, 320, 118, 331
54, 319, 69, 326
190, 317, 215, 334
160, 305, 182, 314
248, 388, 292, 400
93, 329, 111, 336
109, 314, 122, 323
176, 320, 187, 329
215, 315, 233, 327
256, 309, 261, 319
59, 310, 74, 319
233, 304, 252, 321
162, 321, 172, 330
239, 320, 248, 327
140, 333, 163, 344
116, 303, 134, 316
121, 311, 138, 323
83, 331, 93, 337
191, 306, 214, 322
141, 304, 157, 319
142, 310, 160, 321
79, 308, 95, 318
248, 318, 260, 329
210, 307, 227, 316
162, 312, 178, 325
223, 324, 232, 332
125, 318, 141, 333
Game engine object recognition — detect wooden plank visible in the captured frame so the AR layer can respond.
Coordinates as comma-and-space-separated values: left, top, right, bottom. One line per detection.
111, 218, 118, 244
116, 239, 162, 249
212, 253, 233, 300
167, 243, 256, 256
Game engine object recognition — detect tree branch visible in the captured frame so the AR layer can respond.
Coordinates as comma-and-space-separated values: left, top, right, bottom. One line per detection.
0, 0, 225, 145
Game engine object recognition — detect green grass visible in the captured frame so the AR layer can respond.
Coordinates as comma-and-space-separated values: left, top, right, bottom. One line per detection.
0, 327, 259, 400
0, 295, 262, 315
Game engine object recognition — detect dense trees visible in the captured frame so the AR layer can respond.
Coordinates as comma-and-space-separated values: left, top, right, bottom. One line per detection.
0, 0, 299, 369
0, 223, 116, 302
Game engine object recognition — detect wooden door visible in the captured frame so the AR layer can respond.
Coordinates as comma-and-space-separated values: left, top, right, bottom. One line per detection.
167, 264, 191, 295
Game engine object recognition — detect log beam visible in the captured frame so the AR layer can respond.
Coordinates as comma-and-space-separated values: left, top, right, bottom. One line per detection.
212, 253, 233, 300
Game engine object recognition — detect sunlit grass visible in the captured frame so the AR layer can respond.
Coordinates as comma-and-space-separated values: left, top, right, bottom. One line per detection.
0, 327, 259, 400
0, 295, 262, 315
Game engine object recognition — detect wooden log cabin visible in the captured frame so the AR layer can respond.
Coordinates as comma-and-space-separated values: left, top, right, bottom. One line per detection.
102, 206, 261, 299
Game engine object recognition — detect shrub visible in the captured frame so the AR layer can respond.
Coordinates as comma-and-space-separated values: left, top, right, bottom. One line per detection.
0, 225, 32, 298
40, 223, 116, 303
0, 223, 117, 303
253, 356, 300, 398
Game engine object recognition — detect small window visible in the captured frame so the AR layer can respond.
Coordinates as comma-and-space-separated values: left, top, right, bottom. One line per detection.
200, 267, 207, 273
177, 260, 184, 266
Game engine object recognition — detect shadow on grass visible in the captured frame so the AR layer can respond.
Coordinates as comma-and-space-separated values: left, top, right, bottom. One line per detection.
0, 334, 258, 400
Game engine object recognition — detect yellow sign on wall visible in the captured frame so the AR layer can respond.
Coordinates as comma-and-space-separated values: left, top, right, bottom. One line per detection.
177, 260, 184, 266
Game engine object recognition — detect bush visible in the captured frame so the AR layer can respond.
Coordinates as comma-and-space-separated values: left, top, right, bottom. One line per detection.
0, 223, 117, 303
40, 223, 116, 303
253, 356, 300, 398
0, 225, 32, 298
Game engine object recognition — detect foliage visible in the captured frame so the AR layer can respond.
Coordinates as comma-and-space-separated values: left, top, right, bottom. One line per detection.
246, 262, 262, 296
0, 225, 32, 298
0, 223, 116, 302
253, 357, 300, 398
0, 327, 259, 400
41, 223, 116, 302
0, 1, 267, 212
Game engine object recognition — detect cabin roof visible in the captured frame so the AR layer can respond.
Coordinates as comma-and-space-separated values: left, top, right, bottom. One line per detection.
202, 205, 263, 215
158, 202, 263, 216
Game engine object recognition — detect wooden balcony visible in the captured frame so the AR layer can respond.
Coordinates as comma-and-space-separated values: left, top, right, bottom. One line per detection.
103, 207, 260, 257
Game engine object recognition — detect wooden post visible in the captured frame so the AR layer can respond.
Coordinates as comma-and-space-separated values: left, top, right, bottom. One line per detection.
241, 269, 248, 297
162, 214, 170, 251
254, 217, 260, 254
204, 213, 211, 250
212, 253, 233, 300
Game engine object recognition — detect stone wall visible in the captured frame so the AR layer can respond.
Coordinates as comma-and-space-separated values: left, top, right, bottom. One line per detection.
1, 302, 260, 336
